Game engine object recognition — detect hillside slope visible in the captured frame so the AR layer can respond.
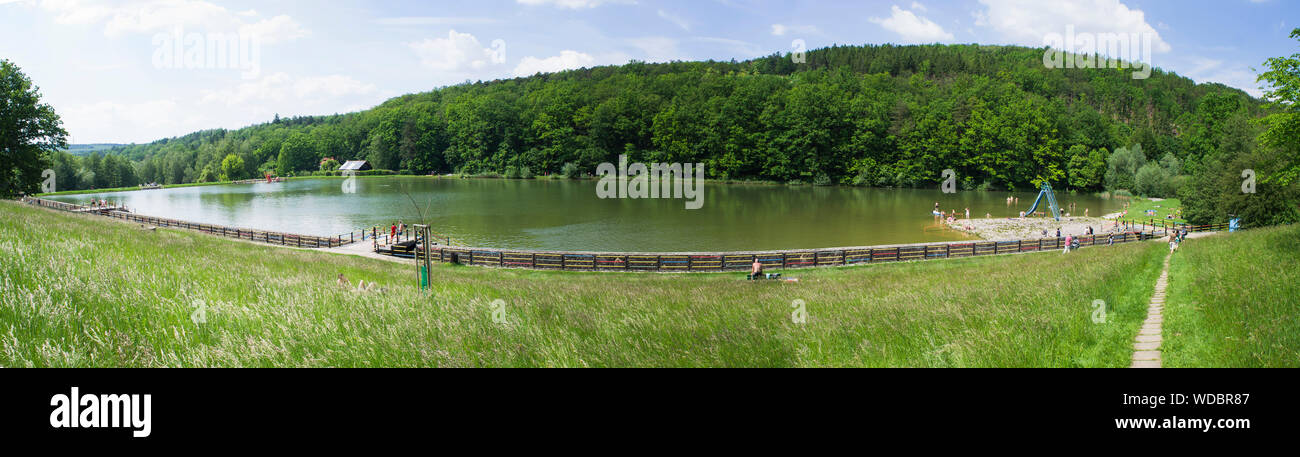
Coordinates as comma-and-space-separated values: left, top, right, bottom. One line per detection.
83, 44, 1264, 191
0, 199, 1168, 367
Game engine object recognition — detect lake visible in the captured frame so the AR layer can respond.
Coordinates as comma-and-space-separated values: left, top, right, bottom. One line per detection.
49, 177, 1128, 252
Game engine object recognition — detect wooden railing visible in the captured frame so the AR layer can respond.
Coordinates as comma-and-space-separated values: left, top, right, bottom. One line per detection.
21, 195, 1229, 271
379, 221, 1229, 272
21, 196, 360, 249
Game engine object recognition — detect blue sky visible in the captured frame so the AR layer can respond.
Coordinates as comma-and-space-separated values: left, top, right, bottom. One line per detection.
1, 0, 1295, 144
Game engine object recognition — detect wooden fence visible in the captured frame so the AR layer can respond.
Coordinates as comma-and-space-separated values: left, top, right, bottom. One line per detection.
384, 220, 1229, 272
22, 195, 1229, 271
21, 196, 362, 249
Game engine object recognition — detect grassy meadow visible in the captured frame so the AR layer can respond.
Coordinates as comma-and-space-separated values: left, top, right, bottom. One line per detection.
1, 200, 1173, 367
1123, 197, 1185, 224
1162, 224, 1300, 367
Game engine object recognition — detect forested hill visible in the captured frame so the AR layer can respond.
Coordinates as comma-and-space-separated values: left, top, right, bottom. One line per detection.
79, 44, 1266, 191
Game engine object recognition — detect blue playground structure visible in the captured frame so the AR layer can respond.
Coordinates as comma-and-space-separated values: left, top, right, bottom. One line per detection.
1023, 182, 1061, 221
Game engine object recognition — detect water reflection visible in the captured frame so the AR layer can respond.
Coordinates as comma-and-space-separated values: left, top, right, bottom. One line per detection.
50, 178, 1127, 252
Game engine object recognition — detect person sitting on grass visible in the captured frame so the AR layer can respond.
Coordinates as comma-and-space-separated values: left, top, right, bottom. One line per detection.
337, 273, 350, 289
354, 279, 376, 292
749, 258, 763, 280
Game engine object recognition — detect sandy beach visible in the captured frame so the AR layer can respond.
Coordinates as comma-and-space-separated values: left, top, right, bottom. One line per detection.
945, 215, 1124, 241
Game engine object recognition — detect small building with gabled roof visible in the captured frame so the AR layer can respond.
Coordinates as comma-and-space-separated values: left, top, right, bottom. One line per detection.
339, 160, 372, 171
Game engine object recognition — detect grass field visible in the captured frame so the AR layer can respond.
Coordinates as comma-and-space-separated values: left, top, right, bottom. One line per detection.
1, 200, 1174, 367
1123, 197, 1185, 224
1162, 224, 1300, 367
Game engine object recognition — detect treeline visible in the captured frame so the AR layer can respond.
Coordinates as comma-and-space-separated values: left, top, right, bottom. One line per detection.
52, 43, 1295, 226
91, 44, 1261, 191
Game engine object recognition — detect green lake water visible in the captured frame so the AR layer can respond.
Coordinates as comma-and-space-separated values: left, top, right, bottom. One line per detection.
49, 177, 1128, 252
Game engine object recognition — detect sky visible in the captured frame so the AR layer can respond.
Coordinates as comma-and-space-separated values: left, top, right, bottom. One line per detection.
1, 0, 1296, 144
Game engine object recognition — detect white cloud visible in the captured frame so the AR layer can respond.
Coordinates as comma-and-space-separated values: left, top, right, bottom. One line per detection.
62, 98, 185, 141
975, 0, 1171, 53
37, 0, 308, 43
197, 73, 376, 106
910, 1, 927, 12
408, 29, 506, 72
39, 0, 115, 25
771, 23, 820, 36
239, 15, 308, 45
292, 75, 378, 100
373, 16, 500, 26
870, 5, 954, 43
59, 72, 383, 142
629, 36, 680, 62
657, 9, 688, 31
513, 50, 595, 76
516, 0, 631, 9
1182, 57, 1263, 97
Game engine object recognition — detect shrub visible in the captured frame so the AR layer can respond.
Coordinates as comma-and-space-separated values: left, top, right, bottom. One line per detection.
1134, 163, 1170, 197
561, 162, 580, 179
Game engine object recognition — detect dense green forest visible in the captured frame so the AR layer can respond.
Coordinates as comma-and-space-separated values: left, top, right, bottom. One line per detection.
27, 43, 1300, 225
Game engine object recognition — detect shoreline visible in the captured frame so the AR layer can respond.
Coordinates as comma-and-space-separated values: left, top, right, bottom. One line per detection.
946, 215, 1124, 241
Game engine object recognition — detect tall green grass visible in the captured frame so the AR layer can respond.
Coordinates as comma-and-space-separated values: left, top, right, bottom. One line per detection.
1162, 225, 1300, 367
0, 200, 1167, 367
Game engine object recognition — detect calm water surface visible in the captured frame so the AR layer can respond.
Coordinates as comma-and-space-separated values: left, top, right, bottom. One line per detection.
50, 177, 1127, 252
